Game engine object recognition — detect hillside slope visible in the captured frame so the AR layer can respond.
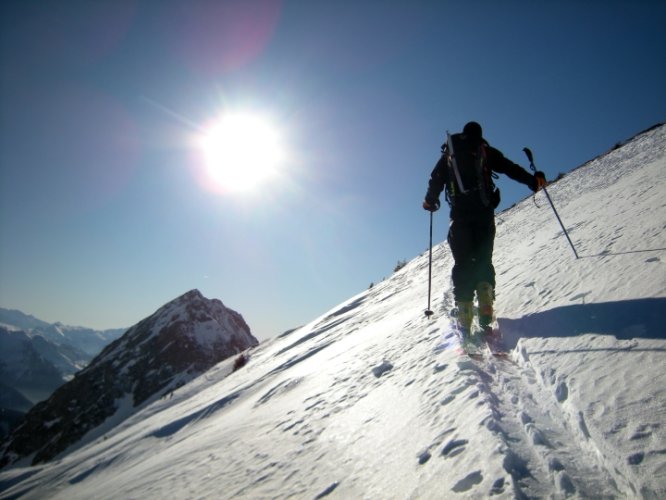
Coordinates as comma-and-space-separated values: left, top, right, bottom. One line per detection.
0, 124, 664, 499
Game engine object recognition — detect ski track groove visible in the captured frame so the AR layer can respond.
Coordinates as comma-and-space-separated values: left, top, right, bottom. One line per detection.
476, 350, 625, 498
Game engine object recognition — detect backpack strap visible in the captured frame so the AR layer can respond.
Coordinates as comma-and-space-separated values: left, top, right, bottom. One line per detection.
446, 131, 468, 194
477, 141, 489, 206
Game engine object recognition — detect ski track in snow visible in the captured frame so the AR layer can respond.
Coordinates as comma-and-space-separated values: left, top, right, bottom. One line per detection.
1, 124, 665, 498
464, 351, 619, 498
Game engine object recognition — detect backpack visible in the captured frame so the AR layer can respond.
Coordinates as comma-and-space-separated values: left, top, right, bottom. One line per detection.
443, 131, 500, 210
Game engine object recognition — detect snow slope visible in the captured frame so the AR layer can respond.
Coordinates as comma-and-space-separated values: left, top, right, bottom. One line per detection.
0, 124, 664, 499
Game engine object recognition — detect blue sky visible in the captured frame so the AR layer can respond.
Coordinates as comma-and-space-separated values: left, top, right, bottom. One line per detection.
1, 0, 664, 339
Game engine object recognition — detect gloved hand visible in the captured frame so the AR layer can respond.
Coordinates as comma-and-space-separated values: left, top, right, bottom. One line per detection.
423, 197, 440, 212
533, 171, 547, 191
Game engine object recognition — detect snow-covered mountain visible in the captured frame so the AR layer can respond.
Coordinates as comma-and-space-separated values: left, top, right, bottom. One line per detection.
0, 308, 126, 401
0, 329, 66, 407
0, 289, 258, 468
0, 124, 664, 499
0, 308, 125, 357
0, 310, 50, 332
0, 312, 125, 438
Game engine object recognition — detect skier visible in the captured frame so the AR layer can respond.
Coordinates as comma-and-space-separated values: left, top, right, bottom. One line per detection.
422, 121, 546, 336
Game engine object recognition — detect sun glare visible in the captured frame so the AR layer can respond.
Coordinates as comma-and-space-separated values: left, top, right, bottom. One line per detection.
200, 113, 284, 192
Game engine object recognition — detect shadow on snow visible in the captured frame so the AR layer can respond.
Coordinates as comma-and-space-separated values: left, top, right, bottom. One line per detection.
498, 297, 666, 351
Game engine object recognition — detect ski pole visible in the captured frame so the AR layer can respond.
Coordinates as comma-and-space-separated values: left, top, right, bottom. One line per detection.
425, 211, 434, 317
523, 147, 580, 259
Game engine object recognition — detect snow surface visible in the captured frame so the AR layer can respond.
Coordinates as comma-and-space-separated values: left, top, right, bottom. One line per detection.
0, 125, 665, 498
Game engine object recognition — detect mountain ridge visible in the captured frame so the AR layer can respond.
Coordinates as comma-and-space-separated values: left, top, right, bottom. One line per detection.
0, 289, 258, 467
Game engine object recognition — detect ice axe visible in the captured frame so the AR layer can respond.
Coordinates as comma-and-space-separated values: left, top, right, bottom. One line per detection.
523, 147, 580, 259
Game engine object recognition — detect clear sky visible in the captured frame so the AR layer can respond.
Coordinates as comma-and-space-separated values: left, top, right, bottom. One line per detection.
1, 0, 664, 340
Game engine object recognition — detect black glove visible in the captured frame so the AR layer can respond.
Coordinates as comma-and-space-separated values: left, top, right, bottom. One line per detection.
422, 196, 440, 212
533, 171, 547, 192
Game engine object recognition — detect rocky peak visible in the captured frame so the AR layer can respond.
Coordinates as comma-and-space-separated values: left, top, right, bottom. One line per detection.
0, 290, 258, 467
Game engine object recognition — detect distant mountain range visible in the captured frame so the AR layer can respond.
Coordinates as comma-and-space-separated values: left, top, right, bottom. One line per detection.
1, 289, 258, 467
0, 308, 125, 357
0, 309, 126, 438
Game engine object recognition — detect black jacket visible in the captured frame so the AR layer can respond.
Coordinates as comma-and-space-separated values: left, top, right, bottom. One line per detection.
426, 140, 538, 217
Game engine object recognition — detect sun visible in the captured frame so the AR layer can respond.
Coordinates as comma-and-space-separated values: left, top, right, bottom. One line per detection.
199, 112, 285, 193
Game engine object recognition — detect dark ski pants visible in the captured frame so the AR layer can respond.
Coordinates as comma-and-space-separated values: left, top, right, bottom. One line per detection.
447, 213, 496, 302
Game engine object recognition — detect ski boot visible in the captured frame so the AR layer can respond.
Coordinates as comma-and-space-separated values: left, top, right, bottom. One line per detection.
454, 301, 477, 352
455, 301, 474, 333
477, 282, 504, 353
476, 282, 495, 335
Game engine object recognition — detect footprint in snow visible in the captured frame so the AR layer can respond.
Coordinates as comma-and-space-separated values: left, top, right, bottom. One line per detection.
417, 450, 432, 465
630, 423, 658, 440
442, 438, 468, 458
372, 360, 393, 378
433, 363, 448, 373
627, 452, 644, 465
451, 470, 483, 493
555, 381, 569, 403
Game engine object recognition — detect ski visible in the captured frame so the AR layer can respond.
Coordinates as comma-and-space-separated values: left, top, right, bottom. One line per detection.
478, 327, 513, 361
452, 323, 485, 360
457, 322, 513, 362
433, 299, 513, 362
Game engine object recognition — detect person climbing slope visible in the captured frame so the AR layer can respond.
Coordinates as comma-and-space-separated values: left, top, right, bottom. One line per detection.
422, 121, 547, 337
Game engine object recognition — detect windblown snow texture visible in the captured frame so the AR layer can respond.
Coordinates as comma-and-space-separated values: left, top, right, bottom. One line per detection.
0, 124, 664, 498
